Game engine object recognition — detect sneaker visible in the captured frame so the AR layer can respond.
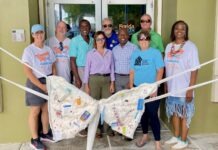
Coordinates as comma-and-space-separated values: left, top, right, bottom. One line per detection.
40, 132, 55, 143
165, 136, 180, 145
171, 140, 188, 149
76, 129, 87, 137
30, 138, 45, 150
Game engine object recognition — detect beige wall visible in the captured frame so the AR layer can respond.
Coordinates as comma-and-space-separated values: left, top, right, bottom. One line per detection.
161, 0, 218, 134
0, 0, 39, 143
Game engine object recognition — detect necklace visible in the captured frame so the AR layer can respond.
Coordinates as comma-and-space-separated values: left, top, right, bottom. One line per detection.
169, 42, 185, 57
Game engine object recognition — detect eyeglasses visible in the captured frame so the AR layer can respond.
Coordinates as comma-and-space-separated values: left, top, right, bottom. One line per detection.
138, 38, 149, 41
103, 24, 113, 28
59, 42, 64, 51
96, 38, 105, 42
140, 19, 151, 23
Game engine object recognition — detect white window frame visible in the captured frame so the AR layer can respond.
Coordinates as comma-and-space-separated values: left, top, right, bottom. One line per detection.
102, 0, 155, 29
46, 0, 101, 37
212, 0, 218, 102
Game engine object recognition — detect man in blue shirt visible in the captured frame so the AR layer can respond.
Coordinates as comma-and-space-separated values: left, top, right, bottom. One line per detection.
69, 19, 94, 89
112, 28, 136, 91
102, 18, 119, 50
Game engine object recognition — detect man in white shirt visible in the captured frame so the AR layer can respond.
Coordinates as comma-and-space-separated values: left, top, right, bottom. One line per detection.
47, 21, 71, 82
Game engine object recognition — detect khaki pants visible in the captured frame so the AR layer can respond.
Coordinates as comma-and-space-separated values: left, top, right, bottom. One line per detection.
89, 75, 111, 99
89, 75, 112, 134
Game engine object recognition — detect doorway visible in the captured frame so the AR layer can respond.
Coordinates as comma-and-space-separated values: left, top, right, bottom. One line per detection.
46, 0, 154, 38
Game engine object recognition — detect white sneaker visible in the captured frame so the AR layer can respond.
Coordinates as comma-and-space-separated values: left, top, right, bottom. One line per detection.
172, 140, 188, 149
165, 136, 179, 145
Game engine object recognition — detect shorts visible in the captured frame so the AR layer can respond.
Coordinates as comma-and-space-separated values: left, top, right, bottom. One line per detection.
25, 78, 47, 106
166, 96, 195, 128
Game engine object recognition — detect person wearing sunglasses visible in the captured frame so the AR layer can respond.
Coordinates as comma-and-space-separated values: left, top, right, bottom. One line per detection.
102, 18, 119, 50
164, 20, 199, 149
47, 21, 71, 83
131, 14, 164, 53
130, 31, 164, 150
84, 31, 115, 138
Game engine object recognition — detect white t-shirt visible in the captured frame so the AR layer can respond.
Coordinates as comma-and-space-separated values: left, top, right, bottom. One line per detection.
164, 40, 200, 97
47, 37, 71, 82
22, 44, 56, 78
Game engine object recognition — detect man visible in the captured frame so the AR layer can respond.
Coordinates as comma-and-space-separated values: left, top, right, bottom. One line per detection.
47, 21, 71, 82
113, 28, 137, 91
102, 18, 119, 50
69, 19, 94, 90
131, 14, 164, 53
112, 27, 137, 141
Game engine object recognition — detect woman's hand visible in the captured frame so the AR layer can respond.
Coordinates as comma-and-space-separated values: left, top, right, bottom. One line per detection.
85, 84, 90, 95
110, 82, 115, 93
186, 90, 193, 103
40, 84, 47, 93
150, 90, 157, 98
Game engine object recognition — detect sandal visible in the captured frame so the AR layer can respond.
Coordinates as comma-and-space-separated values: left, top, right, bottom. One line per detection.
135, 138, 147, 147
108, 132, 115, 137
96, 132, 103, 138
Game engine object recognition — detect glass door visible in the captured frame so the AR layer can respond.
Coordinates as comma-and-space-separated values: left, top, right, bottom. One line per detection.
102, 0, 154, 36
46, 0, 154, 38
46, 0, 101, 38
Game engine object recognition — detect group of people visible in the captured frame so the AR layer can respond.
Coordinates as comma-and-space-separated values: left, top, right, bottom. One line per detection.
22, 13, 199, 150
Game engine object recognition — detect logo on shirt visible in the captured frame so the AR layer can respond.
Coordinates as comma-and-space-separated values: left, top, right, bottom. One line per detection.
35, 52, 49, 62
134, 56, 150, 66
53, 46, 69, 54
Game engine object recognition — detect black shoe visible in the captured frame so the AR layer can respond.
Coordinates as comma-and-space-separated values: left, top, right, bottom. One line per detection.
124, 137, 133, 141
30, 138, 45, 150
41, 132, 55, 143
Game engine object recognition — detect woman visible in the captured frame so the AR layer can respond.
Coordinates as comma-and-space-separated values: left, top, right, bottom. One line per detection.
84, 31, 115, 137
130, 31, 164, 150
164, 20, 199, 149
22, 24, 56, 150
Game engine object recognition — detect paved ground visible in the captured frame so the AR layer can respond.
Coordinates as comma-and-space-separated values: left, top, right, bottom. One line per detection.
1, 123, 218, 150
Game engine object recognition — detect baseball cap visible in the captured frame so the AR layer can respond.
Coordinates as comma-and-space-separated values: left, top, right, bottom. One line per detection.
31, 24, 44, 34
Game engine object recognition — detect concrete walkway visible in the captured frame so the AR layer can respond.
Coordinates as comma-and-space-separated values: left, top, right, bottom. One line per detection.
1, 124, 218, 150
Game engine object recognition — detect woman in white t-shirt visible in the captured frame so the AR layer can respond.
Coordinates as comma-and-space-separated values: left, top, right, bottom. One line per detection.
164, 20, 200, 149
22, 24, 56, 150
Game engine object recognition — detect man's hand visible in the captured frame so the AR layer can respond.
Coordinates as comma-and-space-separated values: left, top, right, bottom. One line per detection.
75, 77, 82, 89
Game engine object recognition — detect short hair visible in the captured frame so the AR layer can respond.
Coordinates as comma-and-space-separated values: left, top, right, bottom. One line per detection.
79, 19, 91, 30
141, 14, 152, 24
56, 21, 67, 28
170, 20, 189, 41
102, 17, 113, 25
137, 31, 151, 41
93, 31, 107, 49
118, 28, 129, 36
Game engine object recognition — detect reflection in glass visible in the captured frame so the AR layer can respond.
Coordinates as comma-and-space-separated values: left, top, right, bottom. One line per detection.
55, 4, 95, 38
108, 5, 146, 36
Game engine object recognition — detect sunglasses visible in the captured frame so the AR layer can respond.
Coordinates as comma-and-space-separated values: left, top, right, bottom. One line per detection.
96, 38, 105, 42
140, 19, 151, 23
103, 24, 113, 28
59, 42, 64, 51
138, 38, 149, 41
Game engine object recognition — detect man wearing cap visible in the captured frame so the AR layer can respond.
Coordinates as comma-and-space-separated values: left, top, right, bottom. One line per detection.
22, 24, 56, 150
47, 21, 71, 82
102, 18, 119, 50
131, 14, 164, 53
69, 19, 94, 90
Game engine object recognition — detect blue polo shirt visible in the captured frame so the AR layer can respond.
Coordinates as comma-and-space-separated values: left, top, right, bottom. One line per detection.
106, 31, 119, 50
130, 47, 164, 86
69, 34, 94, 67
